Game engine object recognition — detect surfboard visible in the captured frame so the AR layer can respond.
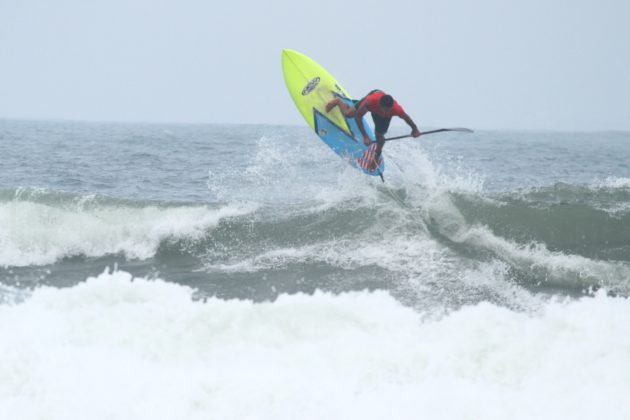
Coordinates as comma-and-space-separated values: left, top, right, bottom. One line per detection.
281, 49, 384, 178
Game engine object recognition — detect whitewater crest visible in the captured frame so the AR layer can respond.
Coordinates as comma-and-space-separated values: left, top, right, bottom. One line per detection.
0, 190, 258, 267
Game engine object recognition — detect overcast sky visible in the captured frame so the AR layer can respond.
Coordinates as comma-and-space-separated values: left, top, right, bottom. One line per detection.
1, 0, 629, 130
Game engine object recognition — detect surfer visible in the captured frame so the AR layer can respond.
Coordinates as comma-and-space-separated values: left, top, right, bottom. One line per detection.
325, 90, 420, 168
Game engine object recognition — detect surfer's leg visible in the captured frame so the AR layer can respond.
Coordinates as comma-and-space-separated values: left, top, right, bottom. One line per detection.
338, 101, 356, 117
326, 98, 356, 117
369, 114, 390, 169
325, 98, 341, 112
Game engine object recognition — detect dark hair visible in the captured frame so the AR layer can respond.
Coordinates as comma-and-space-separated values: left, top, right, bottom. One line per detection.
380, 94, 394, 108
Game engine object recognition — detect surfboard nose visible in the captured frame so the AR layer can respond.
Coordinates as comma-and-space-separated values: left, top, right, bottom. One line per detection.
281, 49, 299, 63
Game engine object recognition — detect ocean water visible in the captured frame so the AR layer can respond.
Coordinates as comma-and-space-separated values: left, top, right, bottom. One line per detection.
1, 119, 630, 419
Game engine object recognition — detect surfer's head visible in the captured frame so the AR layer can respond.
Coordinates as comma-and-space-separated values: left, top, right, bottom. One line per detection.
379, 94, 394, 112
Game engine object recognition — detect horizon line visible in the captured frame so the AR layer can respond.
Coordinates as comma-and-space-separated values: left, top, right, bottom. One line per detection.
1, 116, 629, 134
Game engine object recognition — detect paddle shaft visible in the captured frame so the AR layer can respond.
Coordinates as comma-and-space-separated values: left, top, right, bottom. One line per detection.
384, 128, 473, 142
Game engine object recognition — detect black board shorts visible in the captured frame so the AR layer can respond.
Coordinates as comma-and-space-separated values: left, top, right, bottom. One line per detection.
370, 113, 392, 135
352, 89, 391, 135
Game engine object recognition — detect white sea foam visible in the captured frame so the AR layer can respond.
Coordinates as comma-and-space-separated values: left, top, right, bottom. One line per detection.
204, 235, 441, 274
0, 200, 257, 267
592, 176, 630, 189
1, 270, 628, 420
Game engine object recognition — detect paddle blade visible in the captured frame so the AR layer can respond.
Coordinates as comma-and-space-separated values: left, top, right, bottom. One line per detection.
447, 127, 474, 133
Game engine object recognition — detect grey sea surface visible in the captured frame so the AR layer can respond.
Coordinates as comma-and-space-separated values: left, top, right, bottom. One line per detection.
2, 119, 630, 310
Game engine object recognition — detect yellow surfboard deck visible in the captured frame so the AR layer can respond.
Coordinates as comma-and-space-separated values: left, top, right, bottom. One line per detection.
281, 49, 352, 135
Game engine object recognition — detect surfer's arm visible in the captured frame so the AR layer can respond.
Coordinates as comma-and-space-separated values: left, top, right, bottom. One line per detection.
355, 104, 371, 146
401, 114, 421, 137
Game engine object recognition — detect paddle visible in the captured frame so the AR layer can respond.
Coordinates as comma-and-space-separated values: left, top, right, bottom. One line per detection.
384, 128, 474, 142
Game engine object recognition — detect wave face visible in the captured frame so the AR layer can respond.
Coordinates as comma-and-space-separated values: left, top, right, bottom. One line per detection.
2, 180, 629, 310
1, 270, 629, 420
2, 124, 630, 309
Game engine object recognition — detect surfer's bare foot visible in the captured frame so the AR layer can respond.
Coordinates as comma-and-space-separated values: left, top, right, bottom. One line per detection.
325, 99, 339, 113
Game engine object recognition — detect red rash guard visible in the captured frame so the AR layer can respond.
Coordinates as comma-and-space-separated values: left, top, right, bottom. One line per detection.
364, 91, 406, 118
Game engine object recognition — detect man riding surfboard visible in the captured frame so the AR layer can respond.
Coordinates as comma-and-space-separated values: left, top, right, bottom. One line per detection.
325, 90, 421, 169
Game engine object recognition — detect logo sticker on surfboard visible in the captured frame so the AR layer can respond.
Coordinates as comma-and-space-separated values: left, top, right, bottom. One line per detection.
301, 77, 320, 95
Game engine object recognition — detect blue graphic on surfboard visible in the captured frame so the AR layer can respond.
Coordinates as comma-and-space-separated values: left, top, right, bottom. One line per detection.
282, 49, 384, 177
